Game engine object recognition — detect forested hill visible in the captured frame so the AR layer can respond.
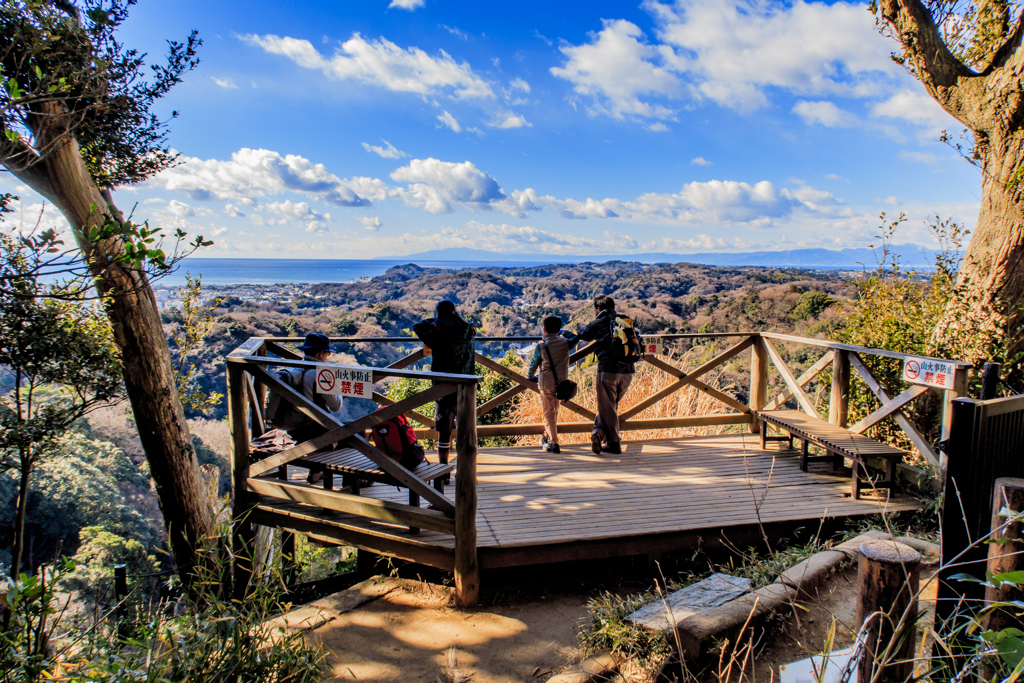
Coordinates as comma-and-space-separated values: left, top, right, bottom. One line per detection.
168, 261, 856, 420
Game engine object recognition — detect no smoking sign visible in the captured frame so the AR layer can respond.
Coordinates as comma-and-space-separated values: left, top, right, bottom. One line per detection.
317, 368, 336, 392
315, 364, 373, 398
902, 355, 955, 390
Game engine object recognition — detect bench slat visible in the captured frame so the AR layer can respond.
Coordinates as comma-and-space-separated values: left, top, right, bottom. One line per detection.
758, 410, 905, 460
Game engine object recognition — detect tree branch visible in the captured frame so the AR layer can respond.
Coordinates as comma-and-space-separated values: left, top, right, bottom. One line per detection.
0, 134, 55, 201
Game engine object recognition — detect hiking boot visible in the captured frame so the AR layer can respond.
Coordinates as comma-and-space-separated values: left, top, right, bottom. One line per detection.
590, 432, 602, 455
539, 435, 550, 448
605, 442, 623, 455
545, 442, 561, 454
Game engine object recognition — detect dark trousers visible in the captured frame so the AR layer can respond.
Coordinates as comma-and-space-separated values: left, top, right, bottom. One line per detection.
594, 371, 633, 445
435, 394, 457, 451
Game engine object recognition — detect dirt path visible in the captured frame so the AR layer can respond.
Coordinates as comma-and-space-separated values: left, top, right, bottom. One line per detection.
282, 577, 590, 682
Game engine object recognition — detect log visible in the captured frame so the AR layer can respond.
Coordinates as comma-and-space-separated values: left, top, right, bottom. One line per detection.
856, 540, 921, 683
454, 381, 480, 608
983, 477, 1024, 633
749, 337, 768, 434
830, 349, 850, 428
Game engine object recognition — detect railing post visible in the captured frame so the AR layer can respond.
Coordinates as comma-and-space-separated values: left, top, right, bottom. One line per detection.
228, 364, 255, 602
454, 379, 479, 607
829, 349, 850, 427
940, 367, 969, 475
748, 335, 768, 434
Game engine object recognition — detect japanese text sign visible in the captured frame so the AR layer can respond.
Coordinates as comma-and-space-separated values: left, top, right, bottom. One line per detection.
642, 340, 663, 356
902, 356, 957, 390
316, 365, 374, 398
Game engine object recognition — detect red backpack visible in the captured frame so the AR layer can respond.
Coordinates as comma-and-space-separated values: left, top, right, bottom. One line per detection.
371, 411, 425, 470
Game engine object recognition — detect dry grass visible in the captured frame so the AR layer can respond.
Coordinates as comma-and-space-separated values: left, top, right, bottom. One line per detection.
507, 348, 737, 446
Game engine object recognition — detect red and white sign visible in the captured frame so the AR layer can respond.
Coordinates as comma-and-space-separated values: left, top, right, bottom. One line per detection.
316, 365, 373, 398
642, 340, 664, 356
902, 356, 957, 390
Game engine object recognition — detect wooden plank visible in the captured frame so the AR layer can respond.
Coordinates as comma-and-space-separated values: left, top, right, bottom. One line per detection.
248, 376, 455, 477
763, 338, 819, 416
454, 381, 480, 607
345, 435, 456, 514
229, 337, 265, 358
474, 414, 751, 437
228, 354, 480, 384
474, 352, 597, 421
386, 347, 426, 370
247, 478, 455, 534
850, 353, 940, 468
764, 350, 835, 411
849, 385, 930, 434
372, 391, 435, 428
761, 332, 973, 367
477, 384, 527, 418
244, 372, 266, 437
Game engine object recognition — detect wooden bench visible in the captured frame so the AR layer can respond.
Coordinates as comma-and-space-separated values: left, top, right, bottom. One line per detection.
250, 429, 455, 515
756, 409, 906, 499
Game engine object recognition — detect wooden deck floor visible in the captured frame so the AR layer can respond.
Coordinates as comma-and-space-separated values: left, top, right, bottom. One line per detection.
255, 433, 920, 571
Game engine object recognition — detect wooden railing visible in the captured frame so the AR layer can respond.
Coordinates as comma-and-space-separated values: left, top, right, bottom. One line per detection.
226, 331, 971, 606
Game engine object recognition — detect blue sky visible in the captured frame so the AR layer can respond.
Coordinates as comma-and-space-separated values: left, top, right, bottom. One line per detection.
4, 0, 982, 258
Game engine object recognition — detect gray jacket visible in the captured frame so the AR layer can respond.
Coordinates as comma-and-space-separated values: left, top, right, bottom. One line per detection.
528, 334, 570, 392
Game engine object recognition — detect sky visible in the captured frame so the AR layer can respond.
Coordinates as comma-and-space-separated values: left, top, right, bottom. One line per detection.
2, 0, 984, 259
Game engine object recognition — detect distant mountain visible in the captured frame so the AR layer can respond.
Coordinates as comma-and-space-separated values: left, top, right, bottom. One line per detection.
383, 245, 938, 269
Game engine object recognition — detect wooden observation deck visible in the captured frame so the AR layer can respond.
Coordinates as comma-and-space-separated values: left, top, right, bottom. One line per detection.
227, 332, 969, 606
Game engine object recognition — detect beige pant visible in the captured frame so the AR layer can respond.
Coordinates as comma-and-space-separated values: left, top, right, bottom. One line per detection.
595, 371, 633, 445
541, 388, 559, 445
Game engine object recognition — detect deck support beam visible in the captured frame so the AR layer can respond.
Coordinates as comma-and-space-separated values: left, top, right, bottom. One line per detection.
229, 364, 256, 601
454, 381, 479, 607
829, 349, 850, 427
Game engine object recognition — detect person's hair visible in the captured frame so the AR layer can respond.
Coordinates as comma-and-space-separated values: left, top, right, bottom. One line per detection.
542, 316, 562, 334
593, 295, 615, 312
434, 300, 469, 332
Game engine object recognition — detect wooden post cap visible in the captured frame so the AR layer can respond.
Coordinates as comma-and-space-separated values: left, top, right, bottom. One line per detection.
859, 540, 921, 565
994, 476, 1024, 489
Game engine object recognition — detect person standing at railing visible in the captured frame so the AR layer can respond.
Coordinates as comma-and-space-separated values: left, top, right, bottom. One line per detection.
413, 301, 477, 466
562, 295, 636, 455
527, 316, 571, 454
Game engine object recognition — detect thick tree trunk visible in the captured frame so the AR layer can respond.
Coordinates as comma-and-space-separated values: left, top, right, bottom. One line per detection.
9, 105, 215, 588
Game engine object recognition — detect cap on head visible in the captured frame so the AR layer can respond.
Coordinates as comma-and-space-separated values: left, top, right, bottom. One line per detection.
298, 332, 331, 354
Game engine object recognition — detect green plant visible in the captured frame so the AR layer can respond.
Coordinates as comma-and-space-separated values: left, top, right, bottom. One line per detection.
170, 273, 223, 414
578, 590, 673, 665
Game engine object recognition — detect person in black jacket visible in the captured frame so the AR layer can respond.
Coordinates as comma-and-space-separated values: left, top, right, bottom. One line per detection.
563, 295, 634, 455
413, 301, 477, 465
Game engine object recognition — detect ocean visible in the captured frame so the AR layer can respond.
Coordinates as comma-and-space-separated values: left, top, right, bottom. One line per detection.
155, 258, 551, 287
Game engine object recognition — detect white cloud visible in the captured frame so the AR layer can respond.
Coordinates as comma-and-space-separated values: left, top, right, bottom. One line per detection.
550, 19, 681, 121
388, 0, 425, 11
211, 226, 230, 237
663, 234, 726, 250
166, 199, 195, 217
878, 196, 901, 206
261, 199, 330, 224
488, 112, 532, 129
437, 110, 462, 132
824, 173, 848, 181
150, 148, 383, 207
509, 77, 530, 92
211, 76, 237, 90
362, 139, 408, 159
359, 216, 383, 231
647, 0, 894, 112
898, 150, 940, 164
691, 156, 712, 166
243, 33, 493, 100
792, 100, 859, 128
647, 122, 670, 132
390, 158, 506, 214
440, 24, 468, 40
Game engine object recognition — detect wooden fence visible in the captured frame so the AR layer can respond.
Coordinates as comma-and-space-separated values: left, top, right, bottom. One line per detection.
226, 332, 971, 606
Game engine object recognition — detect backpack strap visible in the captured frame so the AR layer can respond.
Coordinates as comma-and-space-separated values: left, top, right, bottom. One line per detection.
543, 340, 561, 385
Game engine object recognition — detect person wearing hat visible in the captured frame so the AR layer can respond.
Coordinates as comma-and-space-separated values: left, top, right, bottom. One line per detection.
279, 332, 341, 484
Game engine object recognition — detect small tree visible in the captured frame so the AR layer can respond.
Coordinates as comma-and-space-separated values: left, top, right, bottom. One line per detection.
0, 259, 121, 578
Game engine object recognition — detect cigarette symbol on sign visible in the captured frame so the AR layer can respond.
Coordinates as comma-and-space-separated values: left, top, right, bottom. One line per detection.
905, 360, 921, 379
317, 368, 336, 392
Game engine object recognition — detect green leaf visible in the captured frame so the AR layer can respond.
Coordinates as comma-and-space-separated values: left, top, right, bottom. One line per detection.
995, 571, 1024, 587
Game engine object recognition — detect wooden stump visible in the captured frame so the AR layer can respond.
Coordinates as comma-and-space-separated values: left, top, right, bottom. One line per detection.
857, 540, 921, 683
984, 477, 1024, 633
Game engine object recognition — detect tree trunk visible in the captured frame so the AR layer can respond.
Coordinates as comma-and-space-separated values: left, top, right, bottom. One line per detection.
9, 104, 215, 589
11, 457, 31, 579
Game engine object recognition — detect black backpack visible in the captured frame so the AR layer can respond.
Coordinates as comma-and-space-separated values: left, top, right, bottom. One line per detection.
609, 314, 644, 364
265, 367, 325, 430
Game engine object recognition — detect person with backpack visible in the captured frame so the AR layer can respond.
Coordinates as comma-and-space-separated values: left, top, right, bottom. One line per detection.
413, 301, 477, 466
527, 316, 573, 454
265, 332, 341, 483
562, 295, 642, 455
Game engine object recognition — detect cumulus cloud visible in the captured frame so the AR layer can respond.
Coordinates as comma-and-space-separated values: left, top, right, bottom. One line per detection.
488, 112, 531, 129
509, 77, 530, 93
211, 77, 238, 89
389, 0, 424, 10
550, 19, 681, 120
210, 226, 230, 237
647, 122, 670, 132
792, 100, 860, 128
359, 216, 383, 231
261, 199, 331, 224
166, 199, 195, 217
150, 148, 381, 207
362, 139, 408, 159
224, 203, 246, 218
242, 33, 493, 99
437, 110, 462, 132
691, 156, 712, 166
390, 158, 506, 214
